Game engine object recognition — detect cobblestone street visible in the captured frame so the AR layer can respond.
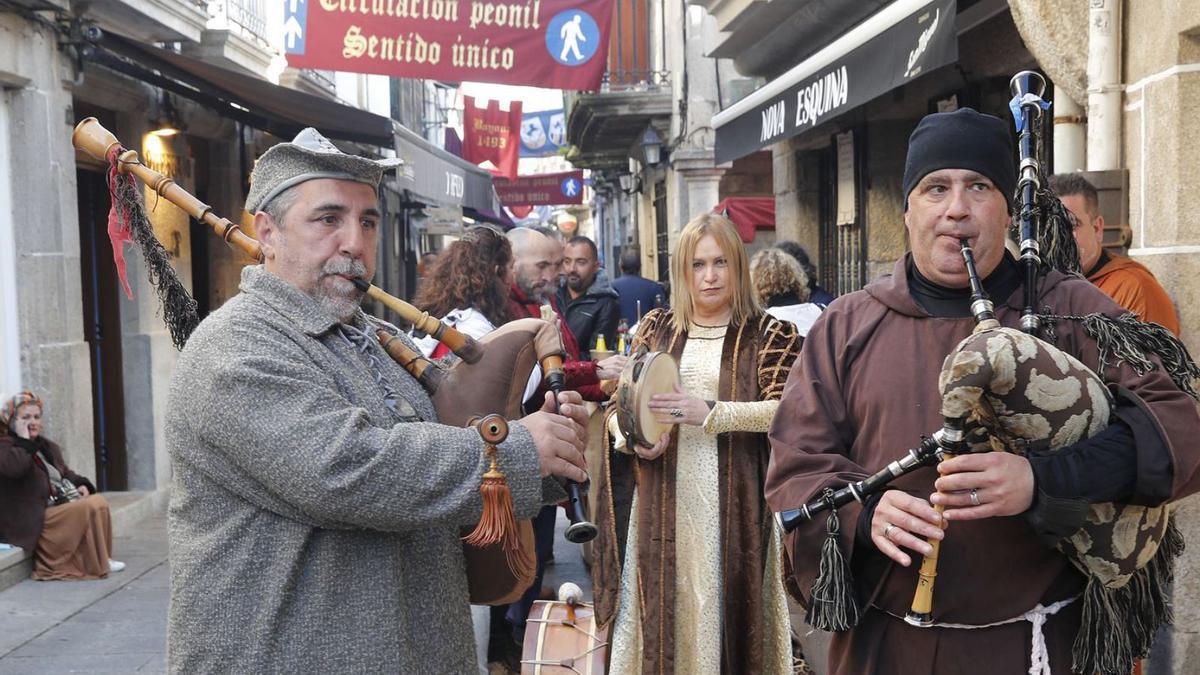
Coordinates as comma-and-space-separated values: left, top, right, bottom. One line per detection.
0, 506, 599, 674
0, 510, 168, 673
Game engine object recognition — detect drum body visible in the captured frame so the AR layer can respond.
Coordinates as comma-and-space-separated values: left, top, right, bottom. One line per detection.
521, 600, 609, 674
615, 351, 680, 448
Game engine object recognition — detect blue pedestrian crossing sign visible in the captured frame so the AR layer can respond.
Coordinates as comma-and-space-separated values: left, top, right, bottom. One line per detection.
546, 10, 600, 66
561, 176, 580, 197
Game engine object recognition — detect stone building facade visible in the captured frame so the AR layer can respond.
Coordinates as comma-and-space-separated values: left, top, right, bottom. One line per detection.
566, 0, 775, 293
0, 0, 408, 496
0, 5, 95, 479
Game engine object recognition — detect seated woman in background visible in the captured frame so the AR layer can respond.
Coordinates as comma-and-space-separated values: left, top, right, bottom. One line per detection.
0, 391, 124, 580
750, 247, 825, 337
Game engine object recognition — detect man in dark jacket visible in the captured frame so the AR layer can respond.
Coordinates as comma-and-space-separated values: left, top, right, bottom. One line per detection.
610, 248, 665, 326
557, 236, 621, 356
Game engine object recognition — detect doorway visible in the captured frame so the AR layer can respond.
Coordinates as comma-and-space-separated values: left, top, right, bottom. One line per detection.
76, 167, 128, 491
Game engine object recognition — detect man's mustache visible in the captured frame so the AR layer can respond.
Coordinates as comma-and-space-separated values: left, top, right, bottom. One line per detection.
322, 259, 368, 280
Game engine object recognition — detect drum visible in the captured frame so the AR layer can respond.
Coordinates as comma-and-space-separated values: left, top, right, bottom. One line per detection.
521, 598, 609, 674
615, 351, 680, 448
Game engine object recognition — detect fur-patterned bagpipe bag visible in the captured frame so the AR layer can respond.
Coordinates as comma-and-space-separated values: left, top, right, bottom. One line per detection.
938, 315, 1184, 674
790, 71, 1197, 675
933, 71, 1197, 675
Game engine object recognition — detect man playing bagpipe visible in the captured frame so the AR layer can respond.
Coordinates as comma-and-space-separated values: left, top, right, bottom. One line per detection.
161, 129, 589, 673
766, 107, 1200, 674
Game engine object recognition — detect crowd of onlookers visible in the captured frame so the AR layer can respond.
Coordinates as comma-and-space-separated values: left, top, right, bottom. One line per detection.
414, 227, 830, 354
408, 223, 830, 673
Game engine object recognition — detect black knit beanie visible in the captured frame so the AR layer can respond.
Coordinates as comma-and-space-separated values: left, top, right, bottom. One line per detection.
902, 107, 1016, 209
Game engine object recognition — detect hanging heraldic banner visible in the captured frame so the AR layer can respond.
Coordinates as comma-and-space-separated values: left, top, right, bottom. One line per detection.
284, 0, 616, 90
464, 96, 521, 181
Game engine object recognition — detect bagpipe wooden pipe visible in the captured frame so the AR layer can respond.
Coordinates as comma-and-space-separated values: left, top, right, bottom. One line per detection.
70, 116, 481, 365
71, 117, 598, 570
775, 431, 951, 534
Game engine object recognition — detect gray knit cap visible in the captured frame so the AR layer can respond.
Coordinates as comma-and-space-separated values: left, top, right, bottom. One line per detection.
245, 128, 402, 213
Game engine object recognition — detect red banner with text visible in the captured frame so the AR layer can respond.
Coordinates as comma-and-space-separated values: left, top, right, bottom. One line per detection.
463, 96, 521, 181
496, 171, 585, 206
283, 0, 616, 90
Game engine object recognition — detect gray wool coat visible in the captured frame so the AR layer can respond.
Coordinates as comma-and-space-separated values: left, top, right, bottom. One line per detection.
165, 266, 552, 674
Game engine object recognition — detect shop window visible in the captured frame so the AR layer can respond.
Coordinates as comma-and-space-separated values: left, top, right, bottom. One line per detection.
654, 180, 669, 283
819, 129, 867, 295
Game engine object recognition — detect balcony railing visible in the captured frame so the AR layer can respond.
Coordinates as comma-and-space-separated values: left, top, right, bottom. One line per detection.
599, 0, 671, 92
307, 69, 336, 90
600, 69, 672, 93
207, 0, 270, 46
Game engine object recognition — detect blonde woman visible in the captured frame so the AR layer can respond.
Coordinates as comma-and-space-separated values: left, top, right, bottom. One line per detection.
750, 247, 825, 336
593, 214, 803, 674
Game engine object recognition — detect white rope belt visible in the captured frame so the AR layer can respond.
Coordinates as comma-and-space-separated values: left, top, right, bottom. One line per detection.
880, 594, 1079, 675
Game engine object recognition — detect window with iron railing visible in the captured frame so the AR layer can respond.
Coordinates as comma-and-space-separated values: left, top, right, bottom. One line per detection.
603, 0, 670, 92
309, 69, 336, 88
817, 133, 867, 296
207, 0, 269, 46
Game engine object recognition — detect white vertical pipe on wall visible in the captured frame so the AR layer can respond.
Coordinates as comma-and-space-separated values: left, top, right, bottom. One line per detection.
1053, 94, 1087, 173
594, 190, 607, 267
650, 0, 665, 75
1087, 0, 1122, 171
0, 95, 22, 396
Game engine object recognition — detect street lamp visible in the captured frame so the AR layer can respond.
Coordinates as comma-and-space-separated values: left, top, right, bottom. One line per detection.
150, 93, 184, 137
641, 126, 663, 165
618, 173, 633, 193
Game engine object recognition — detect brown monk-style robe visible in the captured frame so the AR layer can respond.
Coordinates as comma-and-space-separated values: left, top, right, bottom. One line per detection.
765, 256, 1200, 674
593, 308, 801, 674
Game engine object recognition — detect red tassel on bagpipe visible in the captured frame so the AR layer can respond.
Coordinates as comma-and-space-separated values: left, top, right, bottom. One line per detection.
105, 145, 135, 299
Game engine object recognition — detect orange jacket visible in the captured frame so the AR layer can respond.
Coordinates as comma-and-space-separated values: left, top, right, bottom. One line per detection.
1088, 255, 1181, 335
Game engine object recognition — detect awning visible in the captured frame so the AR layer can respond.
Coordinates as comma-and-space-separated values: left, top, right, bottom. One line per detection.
714, 197, 775, 243
393, 124, 496, 212
92, 33, 395, 146
464, 206, 516, 230
712, 0, 956, 164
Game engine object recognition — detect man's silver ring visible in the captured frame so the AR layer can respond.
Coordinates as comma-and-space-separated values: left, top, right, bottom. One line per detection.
969, 488, 980, 506
670, 409, 684, 418
882, 523, 896, 539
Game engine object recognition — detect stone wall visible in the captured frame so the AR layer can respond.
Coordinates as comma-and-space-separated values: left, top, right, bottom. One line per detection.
0, 13, 95, 476
864, 119, 910, 281
772, 138, 820, 269
1119, 3, 1200, 672
720, 151, 773, 197
1122, 4, 1200, 346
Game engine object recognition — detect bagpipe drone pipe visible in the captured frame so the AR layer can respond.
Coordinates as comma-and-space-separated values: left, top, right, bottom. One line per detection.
71, 118, 597, 607
776, 72, 1199, 675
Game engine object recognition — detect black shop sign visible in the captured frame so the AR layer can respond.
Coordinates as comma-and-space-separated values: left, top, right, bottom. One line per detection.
714, 0, 957, 164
